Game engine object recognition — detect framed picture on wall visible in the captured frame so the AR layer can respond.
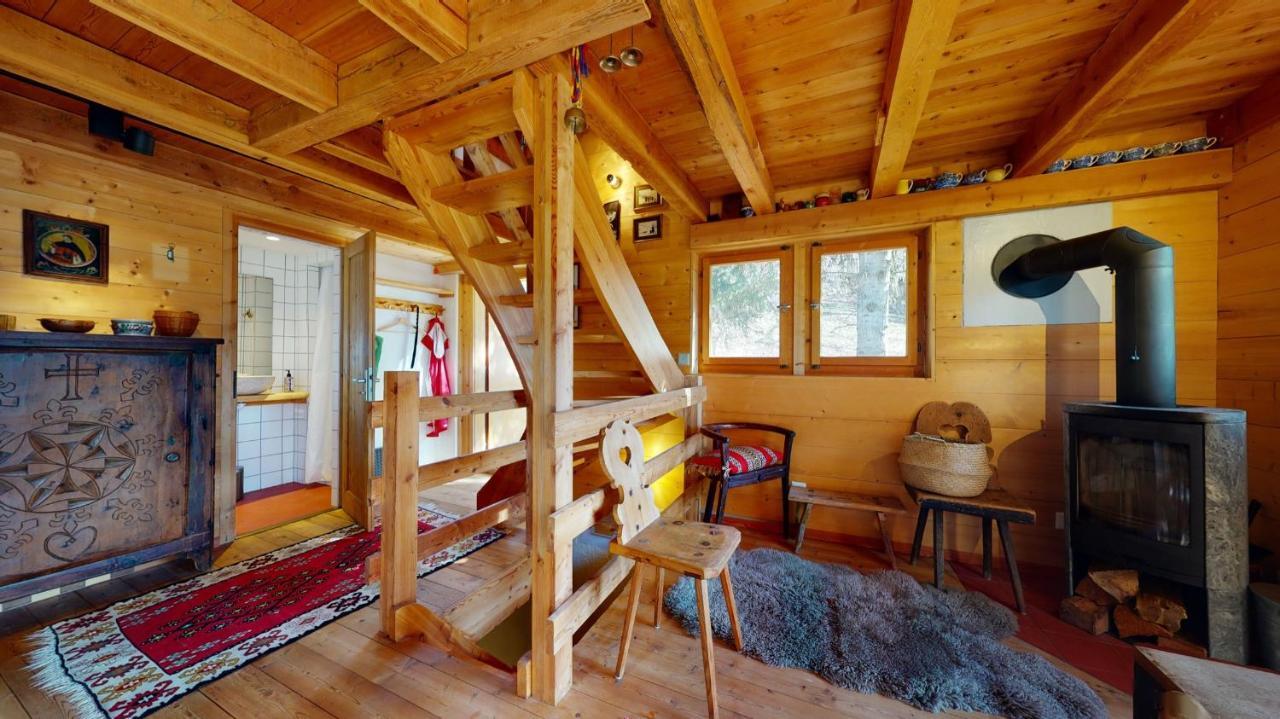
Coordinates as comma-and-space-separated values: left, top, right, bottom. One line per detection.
633, 215, 663, 242
573, 305, 582, 330
634, 184, 662, 211
22, 210, 109, 284
603, 201, 621, 242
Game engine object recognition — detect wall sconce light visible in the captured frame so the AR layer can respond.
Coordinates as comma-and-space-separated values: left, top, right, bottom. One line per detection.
88, 103, 155, 156
606, 173, 623, 190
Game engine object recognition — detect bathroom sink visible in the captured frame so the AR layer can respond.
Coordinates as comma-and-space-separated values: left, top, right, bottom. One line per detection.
236, 375, 275, 396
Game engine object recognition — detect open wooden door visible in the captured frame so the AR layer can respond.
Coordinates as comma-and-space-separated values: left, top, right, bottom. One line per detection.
340, 230, 376, 528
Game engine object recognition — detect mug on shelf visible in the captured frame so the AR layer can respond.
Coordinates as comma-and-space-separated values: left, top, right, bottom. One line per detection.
987, 163, 1014, 182
934, 171, 962, 189
1095, 150, 1122, 166
1121, 146, 1153, 162
1179, 136, 1218, 153
1151, 141, 1182, 157
962, 169, 987, 185
1069, 155, 1098, 169
1044, 159, 1069, 174
895, 178, 914, 195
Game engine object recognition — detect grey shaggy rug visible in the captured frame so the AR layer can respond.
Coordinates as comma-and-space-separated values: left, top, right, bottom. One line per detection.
664, 549, 1105, 719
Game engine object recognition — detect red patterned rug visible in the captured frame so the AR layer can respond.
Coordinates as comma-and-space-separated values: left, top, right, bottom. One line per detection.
27, 506, 501, 719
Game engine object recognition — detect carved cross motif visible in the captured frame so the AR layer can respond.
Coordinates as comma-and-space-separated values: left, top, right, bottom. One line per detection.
44, 354, 101, 401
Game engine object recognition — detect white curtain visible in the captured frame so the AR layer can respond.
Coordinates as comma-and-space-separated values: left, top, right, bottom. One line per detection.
304, 264, 339, 485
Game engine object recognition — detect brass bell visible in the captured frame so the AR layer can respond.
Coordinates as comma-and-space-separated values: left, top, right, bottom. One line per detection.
599, 54, 622, 73
564, 106, 587, 135
620, 46, 644, 67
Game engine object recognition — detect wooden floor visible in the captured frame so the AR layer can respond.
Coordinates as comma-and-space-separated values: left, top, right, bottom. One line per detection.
0, 477, 1132, 718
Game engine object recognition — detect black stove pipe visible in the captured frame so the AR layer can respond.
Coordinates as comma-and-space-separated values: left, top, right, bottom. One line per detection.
994, 227, 1176, 408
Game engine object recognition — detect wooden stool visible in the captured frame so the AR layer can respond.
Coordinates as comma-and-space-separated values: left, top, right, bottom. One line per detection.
907, 487, 1036, 612
789, 485, 907, 568
602, 420, 744, 719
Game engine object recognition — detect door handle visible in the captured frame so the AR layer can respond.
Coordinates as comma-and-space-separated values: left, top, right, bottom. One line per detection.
352, 367, 378, 401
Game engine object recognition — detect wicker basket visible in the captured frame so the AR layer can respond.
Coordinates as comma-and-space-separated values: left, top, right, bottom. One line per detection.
898, 433, 993, 497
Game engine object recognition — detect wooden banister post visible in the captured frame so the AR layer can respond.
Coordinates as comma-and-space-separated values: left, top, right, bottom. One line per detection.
682, 374, 704, 520
380, 370, 421, 641
529, 66, 576, 704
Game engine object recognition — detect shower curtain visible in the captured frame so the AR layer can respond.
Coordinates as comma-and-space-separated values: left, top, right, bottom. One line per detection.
304, 263, 339, 486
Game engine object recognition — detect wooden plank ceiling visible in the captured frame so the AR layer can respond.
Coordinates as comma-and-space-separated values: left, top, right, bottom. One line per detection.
2, 0, 1280, 217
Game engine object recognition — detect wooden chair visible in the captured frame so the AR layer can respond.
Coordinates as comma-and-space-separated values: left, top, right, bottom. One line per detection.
601, 420, 744, 719
692, 422, 796, 537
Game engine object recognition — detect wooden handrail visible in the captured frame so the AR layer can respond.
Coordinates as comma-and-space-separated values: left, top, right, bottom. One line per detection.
548, 554, 633, 651
552, 385, 707, 446
365, 493, 527, 583
418, 441, 527, 490
371, 388, 527, 428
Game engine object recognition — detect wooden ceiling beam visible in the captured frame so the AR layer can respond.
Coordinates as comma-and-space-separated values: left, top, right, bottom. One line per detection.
1011, 0, 1229, 178
0, 88, 441, 248
868, 0, 961, 198
386, 74, 520, 153
88, 0, 337, 112
1208, 73, 1280, 146
316, 127, 398, 179
659, 0, 774, 214
251, 0, 650, 155
0, 6, 417, 211
432, 165, 534, 216
359, 0, 467, 62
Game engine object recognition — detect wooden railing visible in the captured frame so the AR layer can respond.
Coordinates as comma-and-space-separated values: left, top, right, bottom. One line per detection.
522, 376, 707, 694
374, 371, 530, 671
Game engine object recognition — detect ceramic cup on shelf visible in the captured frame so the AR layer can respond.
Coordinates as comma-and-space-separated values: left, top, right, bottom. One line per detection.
1151, 141, 1183, 157
840, 191, 857, 203
1044, 159, 1069, 173
815, 192, 832, 207
1179, 136, 1218, 153
910, 178, 934, 193
895, 178, 914, 195
962, 169, 987, 185
856, 188, 870, 201
1121, 146, 1153, 162
934, 171, 962, 189
1095, 150, 1122, 166
986, 163, 1014, 182
1069, 155, 1098, 169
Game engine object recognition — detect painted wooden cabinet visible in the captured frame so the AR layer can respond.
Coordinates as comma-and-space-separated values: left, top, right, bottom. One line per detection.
0, 332, 219, 603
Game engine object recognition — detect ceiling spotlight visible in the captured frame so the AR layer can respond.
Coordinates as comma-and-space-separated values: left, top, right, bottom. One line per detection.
265, 235, 281, 242
606, 173, 623, 189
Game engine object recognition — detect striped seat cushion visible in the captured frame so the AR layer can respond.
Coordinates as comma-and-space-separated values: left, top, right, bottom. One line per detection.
691, 445, 785, 476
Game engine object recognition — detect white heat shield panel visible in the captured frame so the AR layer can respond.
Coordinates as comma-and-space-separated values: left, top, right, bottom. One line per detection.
963, 203, 1114, 327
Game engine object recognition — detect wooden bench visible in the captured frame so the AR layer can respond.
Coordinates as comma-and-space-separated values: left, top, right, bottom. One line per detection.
907, 486, 1036, 612
789, 485, 908, 568
1134, 646, 1280, 719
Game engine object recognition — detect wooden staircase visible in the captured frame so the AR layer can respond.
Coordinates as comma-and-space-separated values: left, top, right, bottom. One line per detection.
378, 64, 705, 706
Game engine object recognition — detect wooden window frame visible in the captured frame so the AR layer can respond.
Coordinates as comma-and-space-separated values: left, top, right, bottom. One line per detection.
699, 247, 794, 374
808, 233, 922, 377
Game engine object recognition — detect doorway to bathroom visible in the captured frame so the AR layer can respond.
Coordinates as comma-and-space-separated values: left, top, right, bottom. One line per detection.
234, 226, 343, 535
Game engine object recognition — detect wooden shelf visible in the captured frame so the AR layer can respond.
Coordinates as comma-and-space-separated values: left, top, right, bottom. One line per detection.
376, 277, 456, 296
237, 390, 309, 405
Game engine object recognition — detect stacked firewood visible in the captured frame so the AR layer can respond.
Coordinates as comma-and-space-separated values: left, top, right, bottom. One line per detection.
1059, 569, 1206, 657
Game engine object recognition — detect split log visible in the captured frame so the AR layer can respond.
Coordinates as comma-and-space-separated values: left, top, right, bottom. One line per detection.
1088, 569, 1139, 603
1135, 592, 1188, 634
1075, 576, 1119, 607
1114, 604, 1173, 639
1156, 636, 1208, 659
1060, 595, 1110, 635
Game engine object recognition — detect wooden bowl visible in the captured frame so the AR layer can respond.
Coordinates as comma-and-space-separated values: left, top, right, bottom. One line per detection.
153, 310, 200, 337
39, 318, 95, 333
0, 314, 14, 331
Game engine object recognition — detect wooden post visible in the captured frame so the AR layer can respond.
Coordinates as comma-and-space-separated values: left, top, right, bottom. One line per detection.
528, 68, 576, 704
380, 370, 421, 641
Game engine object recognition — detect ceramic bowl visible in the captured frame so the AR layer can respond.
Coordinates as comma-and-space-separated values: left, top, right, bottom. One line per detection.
153, 310, 200, 337
111, 319, 154, 336
40, 318, 95, 333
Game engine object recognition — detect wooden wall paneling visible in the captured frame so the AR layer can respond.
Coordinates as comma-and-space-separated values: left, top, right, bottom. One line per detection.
1217, 117, 1280, 557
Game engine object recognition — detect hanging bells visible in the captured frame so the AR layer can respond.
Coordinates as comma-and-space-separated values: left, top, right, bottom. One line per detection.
564, 106, 587, 135
619, 46, 644, 67
599, 53, 622, 73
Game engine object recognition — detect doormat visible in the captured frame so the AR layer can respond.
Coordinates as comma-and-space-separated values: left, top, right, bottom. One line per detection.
27, 506, 501, 719
664, 548, 1106, 719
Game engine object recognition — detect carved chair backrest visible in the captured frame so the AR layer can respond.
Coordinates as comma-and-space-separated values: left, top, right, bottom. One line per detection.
600, 419, 660, 544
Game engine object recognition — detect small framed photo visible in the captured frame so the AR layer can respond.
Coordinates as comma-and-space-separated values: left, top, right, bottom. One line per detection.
633, 215, 663, 242
633, 184, 662, 211
573, 305, 582, 330
572, 262, 581, 289
602, 201, 621, 242
23, 210, 109, 284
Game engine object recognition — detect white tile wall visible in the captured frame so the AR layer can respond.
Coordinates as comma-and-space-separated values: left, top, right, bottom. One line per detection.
237, 240, 339, 494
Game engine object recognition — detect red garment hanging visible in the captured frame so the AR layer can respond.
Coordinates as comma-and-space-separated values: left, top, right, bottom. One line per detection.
420, 315, 452, 437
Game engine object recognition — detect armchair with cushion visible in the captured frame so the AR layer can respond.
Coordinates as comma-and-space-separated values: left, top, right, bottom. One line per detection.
690, 422, 796, 537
